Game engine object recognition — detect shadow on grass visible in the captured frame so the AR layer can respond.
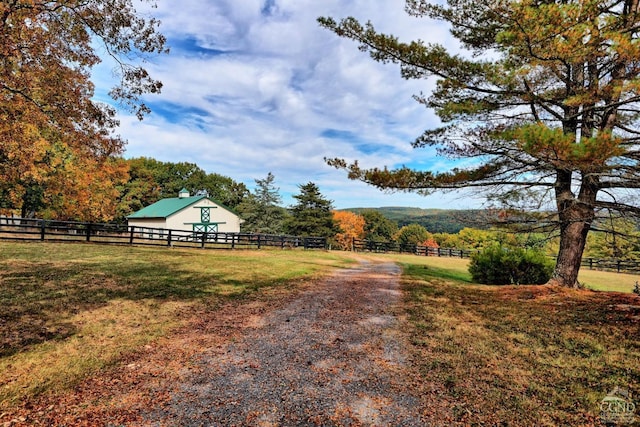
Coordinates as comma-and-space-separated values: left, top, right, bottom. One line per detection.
400, 260, 640, 425
0, 256, 290, 357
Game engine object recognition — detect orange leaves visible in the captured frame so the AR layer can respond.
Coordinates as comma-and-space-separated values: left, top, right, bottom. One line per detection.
43, 156, 129, 222
422, 237, 439, 249
332, 211, 366, 250
0, 1, 165, 220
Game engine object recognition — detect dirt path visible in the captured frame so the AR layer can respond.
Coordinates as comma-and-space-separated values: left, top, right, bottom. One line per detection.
9, 260, 429, 426
146, 260, 426, 426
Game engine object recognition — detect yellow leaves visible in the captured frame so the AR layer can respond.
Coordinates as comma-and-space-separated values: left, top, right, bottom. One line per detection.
0, 1, 163, 219
43, 155, 130, 222
332, 211, 366, 250
0, 101, 129, 220
500, 0, 640, 73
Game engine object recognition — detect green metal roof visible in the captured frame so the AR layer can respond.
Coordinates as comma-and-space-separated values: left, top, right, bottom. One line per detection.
127, 195, 207, 219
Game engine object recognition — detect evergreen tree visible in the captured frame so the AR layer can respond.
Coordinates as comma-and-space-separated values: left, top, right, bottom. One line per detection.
285, 182, 339, 237
320, 0, 640, 287
237, 172, 287, 234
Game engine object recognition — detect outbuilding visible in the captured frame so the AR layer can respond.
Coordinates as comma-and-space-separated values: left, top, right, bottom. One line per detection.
127, 189, 242, 236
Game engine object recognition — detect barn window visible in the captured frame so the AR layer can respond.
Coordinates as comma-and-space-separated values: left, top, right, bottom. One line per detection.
193, 224, 218, 233
201, 208, 210, 223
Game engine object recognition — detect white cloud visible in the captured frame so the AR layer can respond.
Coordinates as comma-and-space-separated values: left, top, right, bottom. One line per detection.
97, 0, 480, 209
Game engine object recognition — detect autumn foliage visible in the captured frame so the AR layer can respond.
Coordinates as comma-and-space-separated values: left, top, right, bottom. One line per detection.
332, 210, 365, 250
0, 1, 166, 221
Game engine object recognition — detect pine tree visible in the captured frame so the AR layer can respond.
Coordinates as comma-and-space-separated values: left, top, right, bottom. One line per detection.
285, 183, 339, 237
237, 173, 288, 234
320, 0, 640, 287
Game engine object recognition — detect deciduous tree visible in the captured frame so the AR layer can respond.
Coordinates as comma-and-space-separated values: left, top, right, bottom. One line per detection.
320, 0, 640, 287
395, 223, 431, 247
333, 210, 366, 250
0, 1, 166, 219
360, 209, 398, 242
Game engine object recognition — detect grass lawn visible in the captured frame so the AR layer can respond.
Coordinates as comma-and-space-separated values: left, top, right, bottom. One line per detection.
0, 242, 358, 409
389, 254, 640, 425
2, 242, 639, 425
384, 254, 640, 293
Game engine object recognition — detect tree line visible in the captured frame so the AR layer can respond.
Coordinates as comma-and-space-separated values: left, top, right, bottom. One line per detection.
334, 212, 640, 261
3, 151, 639, 261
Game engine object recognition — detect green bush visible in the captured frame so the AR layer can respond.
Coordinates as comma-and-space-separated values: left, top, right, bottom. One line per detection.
469, 244, 554, 285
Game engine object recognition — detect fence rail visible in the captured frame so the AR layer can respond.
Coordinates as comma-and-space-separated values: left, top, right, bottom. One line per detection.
582, 257, 640, 274
2, 216, 639, 274
0, 216, 327, 251
352, 238, 479, 258
352, 237, 640, 275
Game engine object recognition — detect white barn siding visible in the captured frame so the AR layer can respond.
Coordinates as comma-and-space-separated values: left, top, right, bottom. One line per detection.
165, 199, 241, 233
128, 218, 167, 230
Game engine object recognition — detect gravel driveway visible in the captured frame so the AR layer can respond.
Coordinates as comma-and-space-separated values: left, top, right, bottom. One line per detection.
145, 260, 427, 426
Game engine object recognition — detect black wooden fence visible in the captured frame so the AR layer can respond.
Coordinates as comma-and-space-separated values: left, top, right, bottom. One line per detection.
352, 238, 478, 258
352, 237, 640, 274
582, 257, 640, 274
0, 216, 327, 250
2, 216, 639, 274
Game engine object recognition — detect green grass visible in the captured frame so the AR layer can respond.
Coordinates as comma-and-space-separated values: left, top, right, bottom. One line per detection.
3, 242, 639, 424
396, 254, 640, 425
384, 253, 640, 293
0, 242, 357, 408
578, 269, 640, 293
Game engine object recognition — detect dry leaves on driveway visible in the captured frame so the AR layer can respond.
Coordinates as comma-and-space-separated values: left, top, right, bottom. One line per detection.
6, 260, 434, 426
145, 260, 427, 426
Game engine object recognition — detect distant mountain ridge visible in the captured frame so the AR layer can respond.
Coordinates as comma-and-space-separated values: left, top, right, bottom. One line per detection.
343, 206, 495, 234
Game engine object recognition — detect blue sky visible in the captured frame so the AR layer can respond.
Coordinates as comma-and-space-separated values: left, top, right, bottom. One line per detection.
93, 0, 483, 209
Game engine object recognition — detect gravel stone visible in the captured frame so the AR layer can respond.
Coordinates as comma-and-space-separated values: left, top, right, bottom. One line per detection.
145, 261, 427, 426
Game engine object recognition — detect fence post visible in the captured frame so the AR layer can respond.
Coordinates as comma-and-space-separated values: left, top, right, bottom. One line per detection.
617, 260, 621, 273
437, 247, 441, 257
257, 234, 261, 249
201, 232, 206, 249
86, 223, 91, 242
589, 258, 593, 269
167, 229, 172, 247
129, 226, 135, 244
40, 220, 46, 241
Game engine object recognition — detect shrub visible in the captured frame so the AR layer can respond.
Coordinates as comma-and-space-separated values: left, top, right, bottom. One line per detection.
469, 244, 554, 285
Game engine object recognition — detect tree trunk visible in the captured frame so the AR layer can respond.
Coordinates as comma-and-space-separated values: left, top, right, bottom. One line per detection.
550, 216, 591, 288
549, 171, 597, 288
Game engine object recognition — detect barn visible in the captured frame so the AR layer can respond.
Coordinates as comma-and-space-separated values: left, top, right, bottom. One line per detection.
127, 189, 242, 235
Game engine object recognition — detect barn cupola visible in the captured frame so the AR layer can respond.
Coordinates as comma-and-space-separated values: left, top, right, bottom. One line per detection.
178, 188, 190, 198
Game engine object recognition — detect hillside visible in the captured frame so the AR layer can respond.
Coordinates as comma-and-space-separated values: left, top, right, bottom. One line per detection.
345, 207, 496, 234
